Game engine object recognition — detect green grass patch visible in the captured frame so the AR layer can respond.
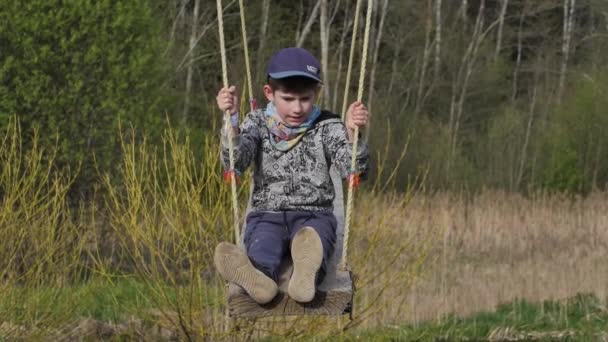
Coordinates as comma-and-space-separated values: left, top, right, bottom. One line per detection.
349, 294, 608, 341
0, 276, 222, 324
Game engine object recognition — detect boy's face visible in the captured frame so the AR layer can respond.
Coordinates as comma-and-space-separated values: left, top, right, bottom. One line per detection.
263, 85, 317, 127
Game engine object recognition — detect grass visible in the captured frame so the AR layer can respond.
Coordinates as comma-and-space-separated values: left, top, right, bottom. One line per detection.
350, 294, 608, 341
0, 277, 226, 340
0, 116, 431, 340
0, 277, 222, 323
3, 285, 604, 340
397, 190, 608, 327
3, 114, 608, 340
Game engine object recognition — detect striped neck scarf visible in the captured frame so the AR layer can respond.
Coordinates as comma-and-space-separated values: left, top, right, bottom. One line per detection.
265, 102, 321, 151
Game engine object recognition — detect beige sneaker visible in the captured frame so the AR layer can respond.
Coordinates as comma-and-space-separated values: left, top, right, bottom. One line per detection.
214, 242, 278, 304
288, 227, 323, 303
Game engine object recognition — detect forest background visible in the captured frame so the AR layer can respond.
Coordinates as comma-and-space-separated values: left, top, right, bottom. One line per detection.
3, 0, 608, 196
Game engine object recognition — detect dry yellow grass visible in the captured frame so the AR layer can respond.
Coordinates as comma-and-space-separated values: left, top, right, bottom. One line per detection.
396, 190, 608, 325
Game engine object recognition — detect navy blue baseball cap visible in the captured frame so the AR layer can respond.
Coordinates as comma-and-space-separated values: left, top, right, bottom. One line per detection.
267, 47, 322, 83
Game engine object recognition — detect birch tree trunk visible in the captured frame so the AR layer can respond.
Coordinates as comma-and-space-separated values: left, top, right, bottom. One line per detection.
332, 4, 352, 111
297, 1, 321, 47
434, 0, 442, 80
494, 0, 509, 62
320, 0, 330, 106
415, 0, 434, 118
295, 0, 304, 43
183, 0, 200, 124
388, 3, 408, 96
169, 0, 189, 43
516, 65, 539, 190
511, 1, 525, 102
340, 0, 363, 119
558, 0, 576, 104
256, 0, 270, 83
447, 0, 485, 178
387, 40, 402, 96
461, 0, 468, 23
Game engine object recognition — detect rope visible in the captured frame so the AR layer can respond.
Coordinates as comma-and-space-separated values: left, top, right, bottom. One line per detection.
216, 0, 241, 245
238, 0, 257, 112
340, 0, 363, 121
340, 0, 373, 271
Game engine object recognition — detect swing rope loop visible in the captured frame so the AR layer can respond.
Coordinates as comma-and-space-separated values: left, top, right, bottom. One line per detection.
340, 0, 374, 271
216, 0, 241, 245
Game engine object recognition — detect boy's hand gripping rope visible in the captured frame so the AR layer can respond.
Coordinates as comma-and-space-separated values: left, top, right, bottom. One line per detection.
340, 0, 374, 271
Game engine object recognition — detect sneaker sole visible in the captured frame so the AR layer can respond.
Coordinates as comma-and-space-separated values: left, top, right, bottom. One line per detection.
214, 242, 278, 304
288, 227, 323, 303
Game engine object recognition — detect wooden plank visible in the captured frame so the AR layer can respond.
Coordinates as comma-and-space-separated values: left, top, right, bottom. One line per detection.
227, 270, 353, 318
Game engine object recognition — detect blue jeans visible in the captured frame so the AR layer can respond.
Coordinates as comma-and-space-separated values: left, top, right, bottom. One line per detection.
243, 211, 337, 284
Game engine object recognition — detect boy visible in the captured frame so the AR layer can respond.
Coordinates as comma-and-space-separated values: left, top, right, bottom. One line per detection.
214, 47, 369, 304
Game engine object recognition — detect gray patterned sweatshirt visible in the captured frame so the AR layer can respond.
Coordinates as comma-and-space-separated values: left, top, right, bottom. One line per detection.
220, 108, 369, 212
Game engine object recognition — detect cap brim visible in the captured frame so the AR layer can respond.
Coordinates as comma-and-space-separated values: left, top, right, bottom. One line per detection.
268, 71, 322, 83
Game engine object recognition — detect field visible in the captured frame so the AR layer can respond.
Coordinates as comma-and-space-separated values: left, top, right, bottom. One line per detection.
1, 122, 607, 341
360, 190, 608, 340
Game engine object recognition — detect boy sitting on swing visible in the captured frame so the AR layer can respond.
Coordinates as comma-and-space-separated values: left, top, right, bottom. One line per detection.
214, 47, 369, 304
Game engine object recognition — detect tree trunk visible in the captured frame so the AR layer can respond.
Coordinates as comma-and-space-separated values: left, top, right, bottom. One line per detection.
295, 0, 304, 43
169, 0, 189, 43
365, 0, 389, 139
511, 1, 526, 102
558, 0, 576, 104
256, 0, 270, 83
516, 65, 539, 190
297, 1, 321, 47
461, 0, 468, 22
341, 0, 363, 119
494, 0, 509, 62
434, 0, 442, 80
183, 0, 200, 124
387, 40, 402, 96
320, 0, 330, 106
447, 0, 485, 179
415, 0, 434, 119
332, 4, 352, 111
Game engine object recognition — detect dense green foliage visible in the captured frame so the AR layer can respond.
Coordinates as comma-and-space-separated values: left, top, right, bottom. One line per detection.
0, 0, 169, 197
543, 71, 608, 192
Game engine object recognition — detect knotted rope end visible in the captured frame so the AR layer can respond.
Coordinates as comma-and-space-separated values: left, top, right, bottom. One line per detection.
347, 173, 361, 188
223, 170, 241, 184
249, 98, 258, 111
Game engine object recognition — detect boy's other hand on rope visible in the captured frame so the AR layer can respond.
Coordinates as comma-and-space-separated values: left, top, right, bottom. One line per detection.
217, 86, 239, 116
345, 101, 369, 142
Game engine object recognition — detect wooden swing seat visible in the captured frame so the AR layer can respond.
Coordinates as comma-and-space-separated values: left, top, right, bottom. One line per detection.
226, 168, 354, 318
227, 259, 353, 317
